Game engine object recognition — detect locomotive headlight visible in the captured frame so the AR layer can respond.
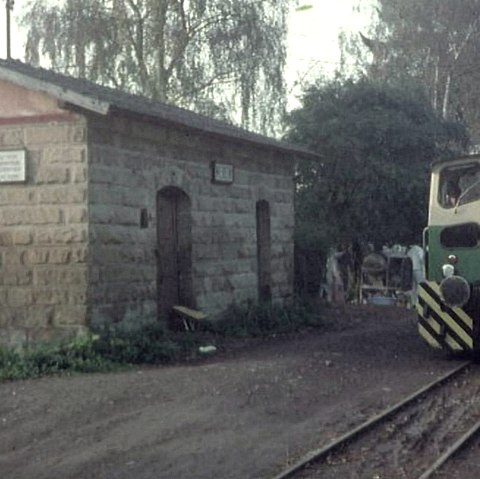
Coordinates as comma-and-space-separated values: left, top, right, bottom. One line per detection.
440, 275, 470, 307
442, 264, 455, 278
447, 254, 458, 265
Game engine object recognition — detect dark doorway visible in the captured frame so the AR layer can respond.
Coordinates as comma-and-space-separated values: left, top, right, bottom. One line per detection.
256, 200, 272, 302
156, 187, 193, 321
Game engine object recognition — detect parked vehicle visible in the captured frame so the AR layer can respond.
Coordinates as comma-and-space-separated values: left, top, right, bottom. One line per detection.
359, 246, 413, 307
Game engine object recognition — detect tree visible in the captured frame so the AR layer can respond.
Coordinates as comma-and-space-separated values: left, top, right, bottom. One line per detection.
21, 0, 290, 135
286, 77, 468, 258
353, 0, 480, 128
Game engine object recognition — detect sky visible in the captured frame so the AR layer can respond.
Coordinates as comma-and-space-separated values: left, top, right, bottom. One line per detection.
0, 0, 375, 109
286, 1, 374, 105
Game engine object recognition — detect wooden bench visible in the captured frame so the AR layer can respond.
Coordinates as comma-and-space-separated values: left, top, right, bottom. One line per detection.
172, 305, 208, 331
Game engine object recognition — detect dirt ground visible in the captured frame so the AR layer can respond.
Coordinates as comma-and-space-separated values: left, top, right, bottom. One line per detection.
0, 304, 462, 479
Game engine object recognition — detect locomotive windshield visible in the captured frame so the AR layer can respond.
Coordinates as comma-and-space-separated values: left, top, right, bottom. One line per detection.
438, 162, 480, 209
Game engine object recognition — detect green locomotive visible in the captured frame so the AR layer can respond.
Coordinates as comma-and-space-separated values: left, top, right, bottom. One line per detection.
417, 154, 480, 354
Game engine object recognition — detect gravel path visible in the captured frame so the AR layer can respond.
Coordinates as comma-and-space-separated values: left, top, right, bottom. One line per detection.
0, 305, 459, 479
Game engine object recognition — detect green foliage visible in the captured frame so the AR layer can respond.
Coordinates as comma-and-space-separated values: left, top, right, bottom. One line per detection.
0, 335, 116, 381
21, 0, 290, 134
0, 322, 201, 381
92, 319, 201, 364
287, 77, 468, 258
210, 299, 322, 338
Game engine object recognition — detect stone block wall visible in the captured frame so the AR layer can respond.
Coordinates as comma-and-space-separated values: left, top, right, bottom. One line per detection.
0, 119, 89, 347
87, 114, 294, 324
0, 110, 295, 344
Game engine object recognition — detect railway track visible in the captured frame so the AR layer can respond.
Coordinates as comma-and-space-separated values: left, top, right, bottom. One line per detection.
272, 361, 480, 479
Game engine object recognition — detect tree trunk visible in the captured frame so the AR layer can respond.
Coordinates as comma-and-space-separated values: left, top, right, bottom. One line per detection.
432, 58, 439, 112
154, 2, 169, 101
442, 72, 451, 119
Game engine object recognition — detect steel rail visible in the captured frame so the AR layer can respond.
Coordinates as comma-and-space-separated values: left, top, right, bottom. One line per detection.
272, 361, 472, 479
417, 417, 480, 479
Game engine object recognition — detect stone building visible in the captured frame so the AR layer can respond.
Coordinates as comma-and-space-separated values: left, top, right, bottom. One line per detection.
0, 59, 315, 347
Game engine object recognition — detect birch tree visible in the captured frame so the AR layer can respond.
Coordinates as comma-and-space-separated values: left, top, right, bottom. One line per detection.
21, 0, 290, 134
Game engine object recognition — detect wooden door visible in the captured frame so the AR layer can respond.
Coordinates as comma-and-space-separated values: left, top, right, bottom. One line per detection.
157, 187, 192, 321
256, 200, 272, 302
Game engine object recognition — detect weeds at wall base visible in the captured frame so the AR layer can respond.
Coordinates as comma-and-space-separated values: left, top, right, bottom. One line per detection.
0, 299, 324, 382
207, 298, 323, 338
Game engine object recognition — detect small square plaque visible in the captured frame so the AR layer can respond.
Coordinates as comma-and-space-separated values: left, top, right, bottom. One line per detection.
0, 150, 26, 183
212, 162, 234, 184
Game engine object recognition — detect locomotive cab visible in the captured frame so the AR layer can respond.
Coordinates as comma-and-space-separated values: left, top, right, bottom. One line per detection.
417, 154, 480, 354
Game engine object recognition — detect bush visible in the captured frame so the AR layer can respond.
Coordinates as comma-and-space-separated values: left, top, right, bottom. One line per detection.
92, 319, 202, 364
210, 298, 323, 338
0, 335, 115, 381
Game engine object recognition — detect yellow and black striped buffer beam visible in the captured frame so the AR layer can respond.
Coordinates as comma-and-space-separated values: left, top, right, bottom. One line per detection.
416, 281, 474, 352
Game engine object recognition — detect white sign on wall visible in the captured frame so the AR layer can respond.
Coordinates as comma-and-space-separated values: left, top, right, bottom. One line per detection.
212, 162, 234, 184
0, 150, 26, 183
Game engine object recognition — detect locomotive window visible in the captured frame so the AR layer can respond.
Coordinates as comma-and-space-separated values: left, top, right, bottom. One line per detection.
439, 163, 480, 209
440, 222, 480, 248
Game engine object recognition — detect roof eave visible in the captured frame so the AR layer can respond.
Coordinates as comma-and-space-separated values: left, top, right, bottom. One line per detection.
0, 63, 322, 161
107, 104, 323, 161
0, 66, 110, 115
